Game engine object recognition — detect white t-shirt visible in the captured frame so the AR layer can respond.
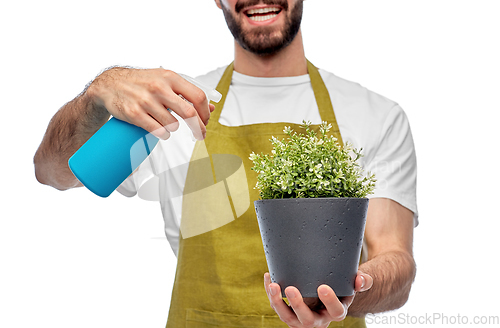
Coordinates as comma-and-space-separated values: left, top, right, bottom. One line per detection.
117, 66, 418, 255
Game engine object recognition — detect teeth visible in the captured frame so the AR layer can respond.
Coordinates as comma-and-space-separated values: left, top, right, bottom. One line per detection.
246, 7, 280, 15
246, 7, 280, 22
249, 13, 278, 22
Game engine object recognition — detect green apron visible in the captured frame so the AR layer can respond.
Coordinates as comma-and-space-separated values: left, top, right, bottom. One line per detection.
166, 61, 366, 328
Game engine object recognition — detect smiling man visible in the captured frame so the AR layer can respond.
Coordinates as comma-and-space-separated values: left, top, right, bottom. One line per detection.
34, 1, 418, 327
222, 0, 302, 55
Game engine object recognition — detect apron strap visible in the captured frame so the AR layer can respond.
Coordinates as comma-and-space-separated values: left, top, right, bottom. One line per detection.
306, 60, 344, 146
210, 63, 234, 124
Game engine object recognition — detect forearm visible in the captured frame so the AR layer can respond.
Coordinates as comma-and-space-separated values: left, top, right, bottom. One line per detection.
34, 86, 110, 190
347, 249, 416, 317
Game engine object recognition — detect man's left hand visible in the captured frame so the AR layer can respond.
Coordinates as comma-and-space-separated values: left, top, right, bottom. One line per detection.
264, 271, 373, 328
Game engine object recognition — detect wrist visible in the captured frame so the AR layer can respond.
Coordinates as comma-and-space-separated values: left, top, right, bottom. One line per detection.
82, 81, 110, 127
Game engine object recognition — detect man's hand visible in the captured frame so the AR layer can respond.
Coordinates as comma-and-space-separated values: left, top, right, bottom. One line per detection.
87, 67, 215, 141
264, 271, 373, 328
34, 66, 215, 190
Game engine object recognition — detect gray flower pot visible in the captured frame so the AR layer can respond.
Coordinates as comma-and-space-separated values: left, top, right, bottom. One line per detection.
254, 197, 369, 298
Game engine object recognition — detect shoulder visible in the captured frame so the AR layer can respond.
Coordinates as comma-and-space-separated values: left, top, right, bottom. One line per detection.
195, 66, 229, 89
317, 67, 414, 169
318, 68, 398, 117
317, 68, 410, 147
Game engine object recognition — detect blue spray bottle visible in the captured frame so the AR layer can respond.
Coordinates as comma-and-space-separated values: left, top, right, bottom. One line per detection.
68, 74, 222, 198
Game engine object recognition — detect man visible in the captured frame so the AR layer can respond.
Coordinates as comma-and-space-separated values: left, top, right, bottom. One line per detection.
34, 0, 418, 327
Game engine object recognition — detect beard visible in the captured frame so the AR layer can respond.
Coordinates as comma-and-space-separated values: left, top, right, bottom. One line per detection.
221, 0, 304, 56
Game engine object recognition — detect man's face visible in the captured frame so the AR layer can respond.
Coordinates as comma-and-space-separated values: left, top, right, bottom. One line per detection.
218, 0, 304, 56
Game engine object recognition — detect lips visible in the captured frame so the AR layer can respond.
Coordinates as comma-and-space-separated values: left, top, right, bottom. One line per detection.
244, 6, 282, 22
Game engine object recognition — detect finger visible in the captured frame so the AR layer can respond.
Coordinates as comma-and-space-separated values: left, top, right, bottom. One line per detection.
267, 283, 301, 326
160, 90, 206, 140
264, 272, 271, 296
138, 94, 180, 133
172, 82, 211, 125
209, 103, 215, 112
285, 286, 317, 327
132, 112, 170, 140
339, 294, 355, 310
355, 271, 373, 292
317, 285, 347, 321
161, 70, 211, 125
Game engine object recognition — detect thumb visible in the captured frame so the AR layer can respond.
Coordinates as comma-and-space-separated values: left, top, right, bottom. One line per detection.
356, 271, 373, 292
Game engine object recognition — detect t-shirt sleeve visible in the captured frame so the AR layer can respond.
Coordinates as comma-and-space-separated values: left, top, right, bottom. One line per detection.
364, 104, 419, 226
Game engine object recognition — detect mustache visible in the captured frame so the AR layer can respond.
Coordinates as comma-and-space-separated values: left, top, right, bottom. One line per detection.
235, 0, 289, 13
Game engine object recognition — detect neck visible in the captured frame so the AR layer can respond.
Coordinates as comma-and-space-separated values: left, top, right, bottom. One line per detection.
233, 30, 307, 77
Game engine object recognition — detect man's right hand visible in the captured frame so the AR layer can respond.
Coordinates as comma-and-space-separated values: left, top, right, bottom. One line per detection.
34, 66, 215, 190
87, 67, 215, 140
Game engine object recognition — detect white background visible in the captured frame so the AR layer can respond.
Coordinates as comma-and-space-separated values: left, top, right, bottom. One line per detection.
1, 0, 499, 327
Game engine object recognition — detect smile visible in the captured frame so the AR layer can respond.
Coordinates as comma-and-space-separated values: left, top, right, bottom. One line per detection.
245, 6, 282, 22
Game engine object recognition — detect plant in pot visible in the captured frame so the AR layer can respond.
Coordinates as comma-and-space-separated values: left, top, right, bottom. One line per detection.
250, 121, 376, 309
